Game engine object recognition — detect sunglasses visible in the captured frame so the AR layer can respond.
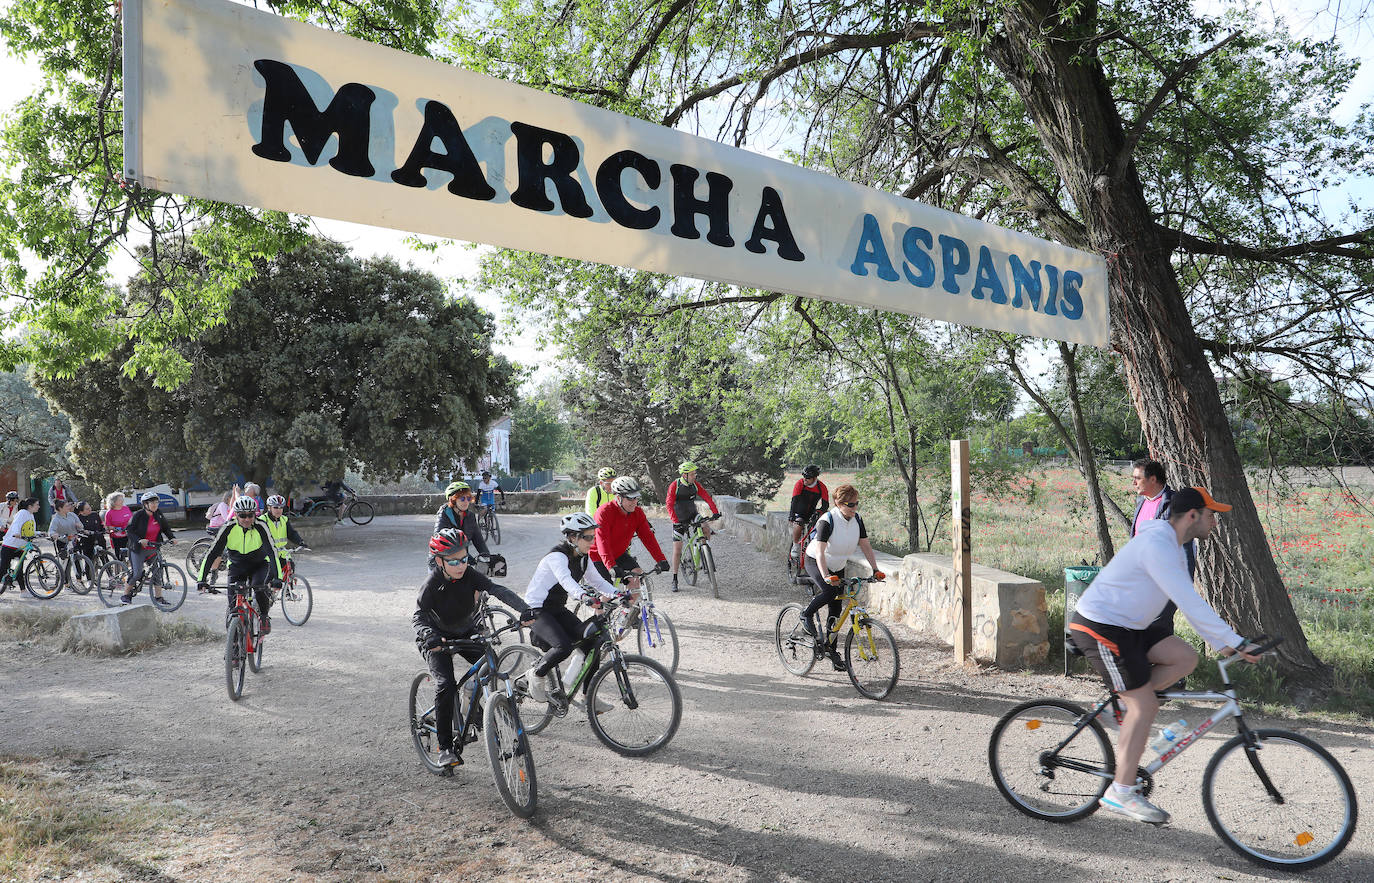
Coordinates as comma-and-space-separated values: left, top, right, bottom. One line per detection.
837, 501, 859, 509
236, 512, 256, 519
442, 555, 470, 566
577, 531, 597, 541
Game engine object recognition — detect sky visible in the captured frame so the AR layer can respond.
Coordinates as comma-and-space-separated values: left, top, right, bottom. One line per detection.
0, 0, 1370, 385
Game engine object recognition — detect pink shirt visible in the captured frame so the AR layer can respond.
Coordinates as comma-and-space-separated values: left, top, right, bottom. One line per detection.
1135, 493, 1165, 532
104, 506, 133, 538
145, 517, 161, 546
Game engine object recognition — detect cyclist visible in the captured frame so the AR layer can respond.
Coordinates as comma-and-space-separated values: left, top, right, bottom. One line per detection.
1068, 486, 1259, 825
413, 528, 531, 768
585, 467, 615, 517
1, 491, 20, 533
665, 461, 720, 592
262, 494, 309, 556
197, 495, 282, 634
434, 481, 494, 559
47, 498, 82, 563
801, 484, 885, 671
124, 491, 177, 606
518, 512, 623, 705
789, 465, 829, 558
0, 497, 40, 593
103, 492, 133, 561
475, 471, 505, 515
75, 500, 107, 563
590, 476, 669, 589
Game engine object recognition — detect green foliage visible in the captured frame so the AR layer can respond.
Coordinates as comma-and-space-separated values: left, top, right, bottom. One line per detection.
509, 390, 572, 473
0, 368, 71, 476
32, 239, 516, 494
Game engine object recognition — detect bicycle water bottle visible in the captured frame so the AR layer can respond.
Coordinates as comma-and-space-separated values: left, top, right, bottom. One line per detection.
1149, 719, 1188, 756
563, 649, 585, 683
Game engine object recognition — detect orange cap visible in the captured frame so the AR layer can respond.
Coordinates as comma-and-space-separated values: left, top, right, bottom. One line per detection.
1190, 486, 1232, 512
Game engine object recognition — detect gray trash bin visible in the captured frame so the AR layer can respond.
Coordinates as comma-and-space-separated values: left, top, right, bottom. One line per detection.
1063, 565, 1101, 676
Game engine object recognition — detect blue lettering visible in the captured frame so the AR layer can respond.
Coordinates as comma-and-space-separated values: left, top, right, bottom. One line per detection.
939, 235, 970, 294
849, 214, 899, 281
971, 246, 1008, 304
901, 226, 936, 288
1009, 256, 1042, 310
1060, 270, 1084, 320
1043, 264, 1060, 316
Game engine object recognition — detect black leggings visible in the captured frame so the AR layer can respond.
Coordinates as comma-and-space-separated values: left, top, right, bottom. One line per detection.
530, 605, 600, 694
424, 643, 485, 751
227, 561, 273, 621
0, 545, 20, 580
802, 557, 844, 645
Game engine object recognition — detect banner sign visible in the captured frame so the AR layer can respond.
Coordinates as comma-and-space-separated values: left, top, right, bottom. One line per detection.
124, 0, 1109, 345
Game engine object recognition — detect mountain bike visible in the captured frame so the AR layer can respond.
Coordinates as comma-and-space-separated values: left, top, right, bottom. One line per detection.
201, 582, 268, 701
408, 622, 537, 818
301, 487, 374, 525
574, 565, 678, 674
51, 530, 101, 596
97, 540, 188, 611
276, 546, 313, 625
473, 556, 526, 648
185, 534, 220, 586
987, 637, 1357, 871
775, 574, 899, 700
478, 499, 501, 545
0, 533, 64, 600
498, 596, 683, 756
678, 513, 721, 597
785, 508, 823, 592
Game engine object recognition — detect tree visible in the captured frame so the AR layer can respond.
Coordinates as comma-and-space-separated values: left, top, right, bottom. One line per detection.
0, 368, 72, 477
509, 388, 572, 473
34, 239, 516, 493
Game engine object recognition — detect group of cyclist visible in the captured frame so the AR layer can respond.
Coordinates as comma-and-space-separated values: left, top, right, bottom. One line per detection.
194, 491, 310, 634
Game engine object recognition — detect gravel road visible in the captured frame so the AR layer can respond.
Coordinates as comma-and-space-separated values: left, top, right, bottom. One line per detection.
2, 513, 1371, 881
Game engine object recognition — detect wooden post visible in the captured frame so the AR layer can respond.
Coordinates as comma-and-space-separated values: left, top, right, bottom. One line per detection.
951, 439, 972, 662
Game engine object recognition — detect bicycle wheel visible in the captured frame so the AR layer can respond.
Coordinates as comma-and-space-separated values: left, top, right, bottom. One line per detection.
247, 613, 264, 673
1202, 728, 1357, 870
585, 653, 682, 757
488, 511, 501, 545
65, 554, 96, 595
152, 562, 188, 611
185, 539, 219, 586
281, 575, 313, 625
700, 543, 718, 597
483, 606, 525, 647
682, 541, 698, 586
635, 607, 680, 674
408, 672, 448, 773
496, 644, 556, 735
23, 553, 64, 600
484, 694, 537, 817
988, 699, 1114, 822
774, 603, 817, 676
347, 500, 374, 526
97, 560, 130, 607
845, 617, 899, 700
225, 617, 248, 701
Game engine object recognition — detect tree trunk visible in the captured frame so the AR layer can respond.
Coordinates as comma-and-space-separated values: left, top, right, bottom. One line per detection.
991, 2, 1326, 686
1060, 343, 1115, 564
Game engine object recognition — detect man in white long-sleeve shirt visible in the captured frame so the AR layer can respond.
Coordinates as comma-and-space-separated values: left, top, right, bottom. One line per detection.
1070, 486, 1258, 825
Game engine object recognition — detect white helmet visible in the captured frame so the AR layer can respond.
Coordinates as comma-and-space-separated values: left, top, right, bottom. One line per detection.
265, 494, 287, 508
232, 496, 259, 515
139, 492, 161, 505
610, 476, 641, 498
560, 512, 597, 535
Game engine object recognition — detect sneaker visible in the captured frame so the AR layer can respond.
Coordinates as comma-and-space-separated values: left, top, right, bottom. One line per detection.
153, 596, 170, 607
260, 616, 272, 636
572, 695, 614, 716
119, 593, 134, 605
436, 748, 462, 767
801, 617, 817, 637
524, 667, 549, 703
828, 650, 848, 672
1099, 787, 1170, 824
671, 575, 680, 593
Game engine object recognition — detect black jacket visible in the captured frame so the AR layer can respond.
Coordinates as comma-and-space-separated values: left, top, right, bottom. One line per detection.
127, 507, 175, 549
433, 505, 490, 557
412, 565, 528, 646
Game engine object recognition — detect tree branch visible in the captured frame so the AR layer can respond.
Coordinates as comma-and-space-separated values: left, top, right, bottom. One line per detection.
1159, 224, 1374, 260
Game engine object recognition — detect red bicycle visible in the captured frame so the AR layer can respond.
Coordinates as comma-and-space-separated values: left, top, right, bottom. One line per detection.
202, 581, 268, 701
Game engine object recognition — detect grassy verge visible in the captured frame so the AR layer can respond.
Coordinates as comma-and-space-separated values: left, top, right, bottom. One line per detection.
0, 607, 217, 654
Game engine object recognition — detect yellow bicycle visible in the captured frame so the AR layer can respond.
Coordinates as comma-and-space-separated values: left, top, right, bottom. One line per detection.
774, 575, 899, 699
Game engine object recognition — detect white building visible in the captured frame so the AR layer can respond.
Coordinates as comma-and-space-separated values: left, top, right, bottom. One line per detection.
477, 415, 511, 475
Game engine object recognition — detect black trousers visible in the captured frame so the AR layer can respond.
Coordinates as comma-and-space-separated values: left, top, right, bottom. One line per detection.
423, 642, 485, 751
530, 605, 601, 694
802, 557, 844, 646
227, 561, 273, 621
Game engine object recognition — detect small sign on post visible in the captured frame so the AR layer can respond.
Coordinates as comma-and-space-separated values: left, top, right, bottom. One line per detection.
951, 439, 972, 662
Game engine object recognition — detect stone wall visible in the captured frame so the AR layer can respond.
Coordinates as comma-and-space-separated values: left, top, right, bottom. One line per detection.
350, 492, 566, 518
715, 495, 1048, 668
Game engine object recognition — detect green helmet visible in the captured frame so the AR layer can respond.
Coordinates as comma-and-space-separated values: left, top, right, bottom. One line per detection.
445, 480, 471, 497
678, 460, 697, 474
597, 467, 615, 481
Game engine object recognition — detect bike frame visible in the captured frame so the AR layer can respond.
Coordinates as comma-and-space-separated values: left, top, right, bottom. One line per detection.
817, 580, 878, 655
430, 627, 525, 736
228, 585, 263, 656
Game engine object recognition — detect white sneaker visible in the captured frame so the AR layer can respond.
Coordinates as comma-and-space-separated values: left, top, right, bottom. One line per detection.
1099, 787, 1170, 824
523, 667, 549, 702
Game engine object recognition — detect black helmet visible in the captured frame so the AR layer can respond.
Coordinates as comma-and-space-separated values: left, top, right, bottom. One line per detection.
802, 464, 821, 480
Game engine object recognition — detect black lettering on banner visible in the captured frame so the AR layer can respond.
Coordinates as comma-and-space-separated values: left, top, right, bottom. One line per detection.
595, 149, 661, 230
744, 186, 804, 261
390, 100, 496, 200
509, 122, 594, 217
669, 164, 734, 247
251, 59, 377, 177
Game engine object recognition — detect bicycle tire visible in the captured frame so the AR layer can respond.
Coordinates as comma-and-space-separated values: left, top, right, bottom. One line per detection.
408, 671, 449, 773
585, 653, 682, 757
23, 553, 64, 600
185, 538, 219, 586
347, 500, 375, 526
64, 553, 96, 595
483, 606, 525, 648
845, 617, 900, 700
152, 562, 188, 611
682, 541, 698, 586
635, 608, 680, 674
225, 617, 247, 701
988, 698, 1113, 822
1201, 728, 1357, 870
248, 614, 264, 673
484, 694, 537, 817
701, 543, 718, 598
96, 560, 130, 607
488, 511, 501, 545
278, 575, 313, 625
496, 644, 556, 735
774, 603, 817, 676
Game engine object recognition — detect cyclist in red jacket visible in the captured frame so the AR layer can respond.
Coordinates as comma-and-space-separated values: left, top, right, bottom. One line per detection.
666, 461, 720, 592
591, 476, 669, 588
789, 464, 829, 557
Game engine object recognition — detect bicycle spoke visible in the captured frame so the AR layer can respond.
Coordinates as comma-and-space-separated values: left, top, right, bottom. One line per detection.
988, 700, 1113, 821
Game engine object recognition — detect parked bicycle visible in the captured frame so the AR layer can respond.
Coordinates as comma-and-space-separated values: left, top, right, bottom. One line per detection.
299, 485, 374, 525
0, 532, 64, 600
97, 539, 188, 611
774, 574, 900, 700
678, 513, 721, 597
408, 623, 537, 818
499, 594, 682, 756
202, 582, 268, 701
478, 500, 501, 545
574, 565, 678, 674
987, 637, 1357, 870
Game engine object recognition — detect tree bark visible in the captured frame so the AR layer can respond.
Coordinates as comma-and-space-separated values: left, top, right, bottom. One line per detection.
989, 2, 1326, 685
1060, 343, 1115, 565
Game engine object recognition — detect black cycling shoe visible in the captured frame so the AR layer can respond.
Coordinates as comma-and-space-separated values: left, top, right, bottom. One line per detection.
801, 617, 817, 637
828, 651, 848, 672
671, 575, 680, 593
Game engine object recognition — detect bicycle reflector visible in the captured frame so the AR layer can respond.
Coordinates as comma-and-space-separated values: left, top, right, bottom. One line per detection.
1025, 719, 1042, 730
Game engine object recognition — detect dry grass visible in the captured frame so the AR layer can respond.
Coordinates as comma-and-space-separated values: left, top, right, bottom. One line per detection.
0, 607, 217, 655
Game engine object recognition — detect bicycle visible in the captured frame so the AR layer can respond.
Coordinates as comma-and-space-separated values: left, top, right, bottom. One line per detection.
301, 486, 374, 525
473, 555, 526, 648
53, 530, 104, 596
184, 533, 220, 586
498, 595, 683, 756
678, 513, 721, 598
478, 499, 501, 545
97, 540, 188, 611
408, 622, 537, 818
276, 546, 313, 626
987, 636, 1357, 870
785, 508, 823, 591
574, 565, 678, 674
0, 532, 65, 600
201, 582, 268, 701
774, 574, 900, 700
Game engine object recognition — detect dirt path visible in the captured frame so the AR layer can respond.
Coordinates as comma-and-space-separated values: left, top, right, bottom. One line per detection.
3, 514, 1371, 881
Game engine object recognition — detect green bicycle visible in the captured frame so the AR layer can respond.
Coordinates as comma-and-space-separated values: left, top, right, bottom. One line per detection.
0, 532, 65, 600
678, 513, 721, 597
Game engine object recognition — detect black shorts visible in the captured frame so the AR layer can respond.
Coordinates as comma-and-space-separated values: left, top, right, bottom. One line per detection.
1068, 613, 1171, 692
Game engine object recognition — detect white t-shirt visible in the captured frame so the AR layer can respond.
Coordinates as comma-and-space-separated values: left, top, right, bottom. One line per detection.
524, 548, 618, 609
1074, 519, 1243, 651
476, 479, 500, 493
2, 510, 37, 549
806, 507, 867, 573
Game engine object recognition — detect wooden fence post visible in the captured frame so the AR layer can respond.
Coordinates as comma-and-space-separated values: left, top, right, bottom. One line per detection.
952, 439, 972, 662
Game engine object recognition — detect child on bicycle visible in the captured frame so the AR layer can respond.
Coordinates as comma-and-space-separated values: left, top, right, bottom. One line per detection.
519, 513, 624, 705
802, 484, 885, 671
0, 497, 40, 593
1068, 486, 1258, 825
666, 461, 720, 592
413, 528, 531, 768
